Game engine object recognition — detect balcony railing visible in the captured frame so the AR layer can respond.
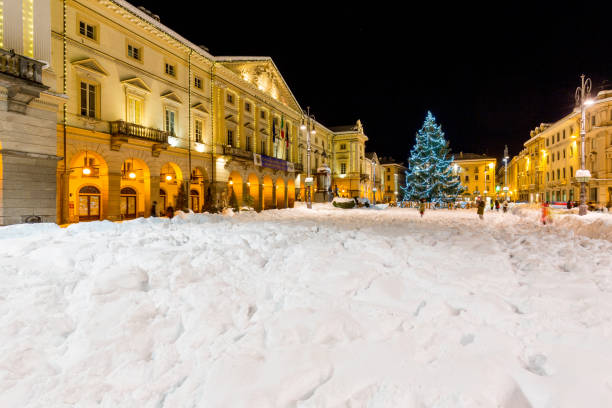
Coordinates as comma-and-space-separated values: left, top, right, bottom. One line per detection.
0, 48, 43, 84
110, 121, 169, 144
223, 145, 253, 160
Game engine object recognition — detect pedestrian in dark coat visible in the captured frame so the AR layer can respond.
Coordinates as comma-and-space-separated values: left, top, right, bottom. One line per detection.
150, 201, 158, 217
166, 206, 175, 219
567, 201, 572, 209
495, 199, 500, 211
477, 199, 485, 220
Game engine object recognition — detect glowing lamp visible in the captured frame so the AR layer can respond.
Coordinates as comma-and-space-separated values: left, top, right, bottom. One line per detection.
195, 143, 205, 153
311, 128, 316, 135
82, 167, 91, 175
585, 99, 595, 106
165, 175, 172, 181
168, 136, 179, 147
228, 179, 233, 185
129, 171, 136, 179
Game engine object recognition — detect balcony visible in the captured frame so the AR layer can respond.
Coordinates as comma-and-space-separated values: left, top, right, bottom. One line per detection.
223, 145, 253, 160
109, 121, 169, 156
0, 48, 43, 84
0, 49, 47, 113
360, 173, 370, 181
294, 163, 304, 173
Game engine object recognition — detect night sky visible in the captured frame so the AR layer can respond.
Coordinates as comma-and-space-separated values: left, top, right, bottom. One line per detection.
139, 1, 612, 164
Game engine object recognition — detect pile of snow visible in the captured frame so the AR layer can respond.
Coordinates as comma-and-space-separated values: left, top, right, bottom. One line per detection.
511, 205, 612, 242
1, 207, 612, 406
332, 197, 354, 204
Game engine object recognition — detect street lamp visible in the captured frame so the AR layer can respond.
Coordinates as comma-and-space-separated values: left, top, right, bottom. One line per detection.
575, 74, 593, 216
503, 145, 509, 200
302, 107, 315, 209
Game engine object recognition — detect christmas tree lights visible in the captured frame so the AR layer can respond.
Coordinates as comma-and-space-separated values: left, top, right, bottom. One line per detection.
401, 111, 463, 203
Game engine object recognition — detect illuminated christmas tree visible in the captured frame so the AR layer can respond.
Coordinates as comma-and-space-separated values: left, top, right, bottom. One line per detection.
401, 111, 463, 203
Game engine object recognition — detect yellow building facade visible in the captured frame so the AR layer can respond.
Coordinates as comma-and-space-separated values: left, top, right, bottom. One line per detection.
452, 153, 497, 200
380, 160, 407, 203
508, 89, 612, 206
0, 0, 389, 224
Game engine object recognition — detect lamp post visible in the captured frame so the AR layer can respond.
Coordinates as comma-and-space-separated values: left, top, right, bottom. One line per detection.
503, 145, 509, 201
575, 74, 593, 216
301, 107, 315, 209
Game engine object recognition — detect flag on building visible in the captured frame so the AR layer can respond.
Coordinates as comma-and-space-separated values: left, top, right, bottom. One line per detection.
272, 118, 276, 143
285, 123, 289, 147
280, 115, 285, 140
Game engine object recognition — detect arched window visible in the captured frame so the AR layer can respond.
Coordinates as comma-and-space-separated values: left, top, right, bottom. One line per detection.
120, 187, 137, 219
78, 185, 101, 221
190, 189, 200, 212
160, 189, 167, 212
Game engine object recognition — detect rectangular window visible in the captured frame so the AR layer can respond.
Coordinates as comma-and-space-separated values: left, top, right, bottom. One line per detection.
340, 144, 346, 150
260, 110, 266, 120
590, 187, 598, 201
194, 76, 202, 89
551, 171, 554, 181
387, 175, 390, 181
563, 129, 566, 139
246, 135, 252, 151
563, 149, 566, 159
570, 166, 574, 177
546, 139, 549, 146
194, 119, 203, 143
557, 151, 560, 161
550, 136, 554, 145
127, 95, 143, 124
80, 81, 96, 118
127, 44, 141, 61
245, 102, 251, 112
557, 133, 560, 142
547, 172, 550, 181
165, 63, 176, 77
552, 153, 555, 162
557, 169, 560, 180
465, 175, 469, 182
563, 168, 566, 179
79, 21, 96, 40
227, 129, 234, 146
226, 93, 234, 105
261, 138, 266, 155
340, 162, 347, 174
475, 174, 479, 180
592, 115, 596, 126
165, 109, 176, 134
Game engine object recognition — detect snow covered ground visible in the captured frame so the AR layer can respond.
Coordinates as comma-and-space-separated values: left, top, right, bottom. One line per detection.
1, 204, 612, 407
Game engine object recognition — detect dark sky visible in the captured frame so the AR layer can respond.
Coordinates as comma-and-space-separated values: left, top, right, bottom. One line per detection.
139, 1, 612, 164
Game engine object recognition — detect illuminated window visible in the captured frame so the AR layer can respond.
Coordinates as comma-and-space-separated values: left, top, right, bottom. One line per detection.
164, 108, 176, 134
194, 119, 203, 143
226, 92, 234, 105
165, 63, 175, 77
340, 162, 346, 174
127, 95, 143, 124
245, 102, 251, 112
80, 81, 97, 118
227, 129, 234, 146
78, 21, 96, 40
194, 76, 202, 89
23, 0, 34, 57
127, 44, 141, 61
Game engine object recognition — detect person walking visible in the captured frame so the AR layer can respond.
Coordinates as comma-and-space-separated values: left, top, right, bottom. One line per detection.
541, 201, 550, 225
150, 201, 158, 217
419, 198, 426, 217
502, 200, 508, 213
566, 201, 572, 210
477, 198, 485, 220
495, 199, 500, 211
490, 199, 494, 211
166, 205, 175, 219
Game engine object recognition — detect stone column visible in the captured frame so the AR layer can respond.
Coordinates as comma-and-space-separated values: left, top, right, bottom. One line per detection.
258, 183, 264, 211
272, 181, 277, 209
284, 184, 289, 208
149, 175, 160, 217
106, 171, 122, 221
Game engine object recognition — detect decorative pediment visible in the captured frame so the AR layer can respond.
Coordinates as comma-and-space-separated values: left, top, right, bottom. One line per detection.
161, 91, 183, 104
121, 77, 152, 93
72, 58, 108, 76
243, 121, 254, 130
217, 58, 302, 112
191, 102, 209, 114
225, 114, 238, 124
259, 127, 269, 135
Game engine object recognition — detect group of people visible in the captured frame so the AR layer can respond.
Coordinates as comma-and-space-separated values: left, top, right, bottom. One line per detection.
417, 197, 509, 220
150, 201, 175, 219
